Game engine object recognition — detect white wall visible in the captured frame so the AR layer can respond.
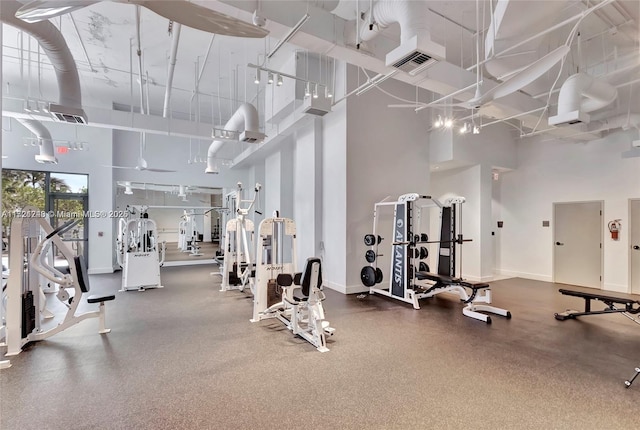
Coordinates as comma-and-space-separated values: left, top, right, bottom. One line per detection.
293, 118, 323, 270
343, 66, 431, 292
497, 130, 640, 291
2, 118, 114, 273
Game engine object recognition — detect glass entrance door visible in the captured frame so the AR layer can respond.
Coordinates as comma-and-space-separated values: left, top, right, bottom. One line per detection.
48, 194, 89, 266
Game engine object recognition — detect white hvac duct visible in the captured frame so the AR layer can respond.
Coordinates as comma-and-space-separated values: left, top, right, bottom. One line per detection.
549, 73, 617, 125
358, 0, 430, 44
0, 1, 83, 110
557, 73, 617, 114
16, 119, 57, 164
205, 103, 260, 174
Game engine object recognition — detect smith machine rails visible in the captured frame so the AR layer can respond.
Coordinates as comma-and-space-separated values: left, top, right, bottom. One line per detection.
361, 193, 510, 323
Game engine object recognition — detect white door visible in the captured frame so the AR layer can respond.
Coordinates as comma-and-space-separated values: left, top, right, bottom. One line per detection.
631, 200, 640, 294
553, 201, 603, 288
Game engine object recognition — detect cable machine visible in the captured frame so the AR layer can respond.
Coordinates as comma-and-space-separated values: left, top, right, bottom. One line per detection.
117, 206, 165, 291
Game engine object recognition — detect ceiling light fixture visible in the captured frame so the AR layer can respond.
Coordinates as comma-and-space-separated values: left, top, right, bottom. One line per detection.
444, 118, 453, 128
434, 115, 443, 128
312, 83, 319, 99
267, 72, 274, 84
254, 69, 260, 84
326, 86, 333, 99
276, 74, 283, 86
473, 125, 480, 134
305, 82, 311, 98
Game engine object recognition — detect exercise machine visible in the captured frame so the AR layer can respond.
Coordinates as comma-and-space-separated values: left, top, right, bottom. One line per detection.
362, 193, 511, 323
260, 257, 335, 352
178, 210, 202, 256
2, 212, 114, 367
117, 206, 165, 291
553, 288, 640, 388
251, 213, 297, 322
219, 182, 261, 292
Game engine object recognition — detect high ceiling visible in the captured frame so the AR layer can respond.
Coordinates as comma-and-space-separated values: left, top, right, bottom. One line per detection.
1, 0, 639, 140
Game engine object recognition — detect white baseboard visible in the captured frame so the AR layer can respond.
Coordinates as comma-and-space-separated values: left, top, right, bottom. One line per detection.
495, 269, 552, 282
88, 267, 114, 275
323, 281, 367, 295
163, 259, 217, 267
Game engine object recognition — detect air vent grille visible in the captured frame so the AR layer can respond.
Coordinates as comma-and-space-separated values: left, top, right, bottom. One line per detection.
392, 51, 434, 73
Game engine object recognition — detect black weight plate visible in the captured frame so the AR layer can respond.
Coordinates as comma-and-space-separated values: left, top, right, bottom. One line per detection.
420, 233, 429, 242
377, 235, 383, 244
375, 267, 383, 284
419, 247, 429, 259
364, 234, 376, 246
361, 266, 376, 287
365, 250, 376, 263
419, 262, 430, 272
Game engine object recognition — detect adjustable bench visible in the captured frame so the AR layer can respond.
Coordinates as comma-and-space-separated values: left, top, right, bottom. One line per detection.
555, 288, 640, 321
413, 271, 511, 323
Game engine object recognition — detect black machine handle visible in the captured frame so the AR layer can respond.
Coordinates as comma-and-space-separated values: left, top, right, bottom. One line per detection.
634, 245, 640, 250
45, 219, 82, 240
556, 241, 564, 246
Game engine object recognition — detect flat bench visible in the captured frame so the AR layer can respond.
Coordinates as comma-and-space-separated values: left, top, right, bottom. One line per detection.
555, 288, 640, 320
415, 272, 490, 301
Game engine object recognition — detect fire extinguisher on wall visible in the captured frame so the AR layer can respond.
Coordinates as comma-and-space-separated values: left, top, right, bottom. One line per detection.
608, 219, 622, 240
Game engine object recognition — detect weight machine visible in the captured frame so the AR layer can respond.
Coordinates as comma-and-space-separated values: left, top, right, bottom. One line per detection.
362, 193, 510, 323
2, 212, 114, 367
220, 182, 261, 292
177, 210, 202, 256
250, 214, 335, 352
116, 206, 165, 291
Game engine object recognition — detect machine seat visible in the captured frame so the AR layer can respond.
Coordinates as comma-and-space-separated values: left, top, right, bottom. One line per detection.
87, 294, 116, 304
415, 271, 456, 283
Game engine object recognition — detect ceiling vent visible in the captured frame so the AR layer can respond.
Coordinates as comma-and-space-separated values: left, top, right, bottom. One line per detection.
386, 35, 445, 75
549, 110, 591, 126
239, 130, 266, 143
302, 95, 332, 116
49, 103, 88, 124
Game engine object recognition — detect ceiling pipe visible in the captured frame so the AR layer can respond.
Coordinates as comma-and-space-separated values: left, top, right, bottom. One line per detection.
359, 0, 430, 44
163, 22, 182, 118
206, 103, 260, 174
135, 5, 145, 115
16, 118, 57, 164
0, 0, 83, 111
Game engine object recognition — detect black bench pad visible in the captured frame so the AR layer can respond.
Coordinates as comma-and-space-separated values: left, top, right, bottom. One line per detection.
415, 272, 490, 290
87, 294, 115, 304
558, 289, 639, 305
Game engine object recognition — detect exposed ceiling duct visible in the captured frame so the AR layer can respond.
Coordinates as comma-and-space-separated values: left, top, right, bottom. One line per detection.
549, 73, 618, 126
206, 103, 265, 174
358, 0, 445, 74
16, 118, 57, 164
0, 0, 87, 124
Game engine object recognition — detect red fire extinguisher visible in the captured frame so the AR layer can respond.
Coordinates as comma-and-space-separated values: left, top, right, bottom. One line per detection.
608, 219, 621, 240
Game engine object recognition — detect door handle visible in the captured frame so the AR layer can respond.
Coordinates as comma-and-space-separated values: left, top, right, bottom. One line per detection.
634, 245, 640, 250
556, 242, 564, 246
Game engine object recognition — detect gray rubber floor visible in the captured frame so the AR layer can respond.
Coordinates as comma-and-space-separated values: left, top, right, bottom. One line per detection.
2, 267, 640, 429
